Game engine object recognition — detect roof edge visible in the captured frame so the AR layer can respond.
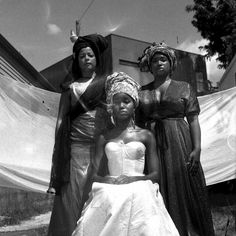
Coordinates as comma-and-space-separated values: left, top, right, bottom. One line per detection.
0, 34, 56, 92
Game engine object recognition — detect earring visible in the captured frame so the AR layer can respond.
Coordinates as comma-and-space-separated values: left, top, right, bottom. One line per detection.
109, 109, 116, 126
111, 115, 116, 126
132, 112, 136, 129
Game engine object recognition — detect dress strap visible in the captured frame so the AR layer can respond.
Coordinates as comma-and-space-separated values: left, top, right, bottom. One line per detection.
70, 75, 106, 120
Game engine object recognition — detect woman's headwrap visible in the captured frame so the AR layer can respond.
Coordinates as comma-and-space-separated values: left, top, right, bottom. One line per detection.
105, 72, 140, 113
138, 42, 177, 74
72, 34, 108, 66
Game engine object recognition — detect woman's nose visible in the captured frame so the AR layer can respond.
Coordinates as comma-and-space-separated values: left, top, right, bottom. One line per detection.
120, 102, 125, 108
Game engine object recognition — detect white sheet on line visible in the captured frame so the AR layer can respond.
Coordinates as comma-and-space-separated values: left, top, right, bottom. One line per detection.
0, 74, 235, 192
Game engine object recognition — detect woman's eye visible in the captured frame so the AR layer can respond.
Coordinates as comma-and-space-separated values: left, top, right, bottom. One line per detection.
113, 100, 120, 105
152, 56, 167, 63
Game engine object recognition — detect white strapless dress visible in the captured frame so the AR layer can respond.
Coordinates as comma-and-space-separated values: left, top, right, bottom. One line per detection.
72, 141, 179, 236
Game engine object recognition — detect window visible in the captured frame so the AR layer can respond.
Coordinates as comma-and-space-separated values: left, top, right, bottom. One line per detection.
196, 72, 205, 93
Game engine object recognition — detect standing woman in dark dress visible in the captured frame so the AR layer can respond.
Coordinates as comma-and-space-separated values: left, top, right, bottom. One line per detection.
136, 42, 215, 236
47, 34, 109, 236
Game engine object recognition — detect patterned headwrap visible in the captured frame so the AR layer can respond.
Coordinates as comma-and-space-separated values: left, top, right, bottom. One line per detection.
105, 72, 140, 113
138, 42, 177, 74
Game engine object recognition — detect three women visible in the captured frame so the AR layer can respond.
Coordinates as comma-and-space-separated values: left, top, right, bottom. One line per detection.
48, 36, 214, 235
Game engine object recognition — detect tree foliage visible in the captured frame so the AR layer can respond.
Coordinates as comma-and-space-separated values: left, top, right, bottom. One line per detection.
186, 0, 236, 69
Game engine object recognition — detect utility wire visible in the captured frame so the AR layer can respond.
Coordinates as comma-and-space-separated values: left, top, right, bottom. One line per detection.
78, 0, 96, 22
70, 0, 96, 40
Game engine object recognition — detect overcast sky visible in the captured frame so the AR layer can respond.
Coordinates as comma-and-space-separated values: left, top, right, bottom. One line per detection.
0, 0, 225, 85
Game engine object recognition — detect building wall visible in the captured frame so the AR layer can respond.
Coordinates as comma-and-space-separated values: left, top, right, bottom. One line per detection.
40, 56, 73, 92
108, 34, 153, 86
41, 34, 209, 95
218, 55, 236, 91
172, 50, 208, 95
41, 44, 112, 93
107, 34, 208, 95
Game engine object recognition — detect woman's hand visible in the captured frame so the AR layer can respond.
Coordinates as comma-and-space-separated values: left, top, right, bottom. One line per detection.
114, 175, 138, 184
188, 149, 201, 176
187, 115, 201, 176
47, 187, 56, 195
102, 176, 118, 184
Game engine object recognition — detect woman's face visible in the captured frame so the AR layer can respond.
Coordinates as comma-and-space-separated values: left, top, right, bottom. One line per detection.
150, 53, 171, 77
112, 93, 135, 121
78, 47, 97, 76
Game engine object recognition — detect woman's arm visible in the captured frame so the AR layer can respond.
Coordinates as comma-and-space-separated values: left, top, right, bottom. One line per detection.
47, 91, 70, 194
83, 135, 116, 191
89, 135, 117, 184
80, 134, 115, 207
145, 130, 160, 182
187, 114, 201, 175
55, 90, 70, 138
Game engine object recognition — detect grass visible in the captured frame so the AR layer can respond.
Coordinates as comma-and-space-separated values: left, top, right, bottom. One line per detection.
212, 205, 236, 236
0, 187, 53, 227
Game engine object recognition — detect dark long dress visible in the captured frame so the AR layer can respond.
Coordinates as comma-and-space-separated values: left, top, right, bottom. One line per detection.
137, 80, 215, 236
48, 76, 110, 236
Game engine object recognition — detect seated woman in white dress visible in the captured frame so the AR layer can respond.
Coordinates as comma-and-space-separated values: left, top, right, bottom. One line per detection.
72, 72, 179, 236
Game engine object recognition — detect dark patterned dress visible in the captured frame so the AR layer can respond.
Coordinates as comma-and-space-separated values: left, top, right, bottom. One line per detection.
137, 79, 215, 236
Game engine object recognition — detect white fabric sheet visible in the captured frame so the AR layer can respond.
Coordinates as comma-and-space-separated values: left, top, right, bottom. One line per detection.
0, 75, 235, 192
0, 75, 59, 192
198, 87, 236, 185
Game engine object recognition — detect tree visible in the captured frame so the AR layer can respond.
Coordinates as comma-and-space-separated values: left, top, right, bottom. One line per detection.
186, 0, 236, 69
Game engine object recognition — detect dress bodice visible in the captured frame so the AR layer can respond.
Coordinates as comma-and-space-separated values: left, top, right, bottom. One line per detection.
105, 141, 146, 176
69, 79, 108, 142
138, 80, 200, 120
70, 79, 94, 106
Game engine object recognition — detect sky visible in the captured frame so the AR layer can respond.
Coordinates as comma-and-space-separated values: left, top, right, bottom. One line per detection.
0, 0, 225, 85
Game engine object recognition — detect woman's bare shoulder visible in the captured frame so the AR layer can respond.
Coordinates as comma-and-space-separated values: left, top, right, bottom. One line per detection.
133, 126, 154, 141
